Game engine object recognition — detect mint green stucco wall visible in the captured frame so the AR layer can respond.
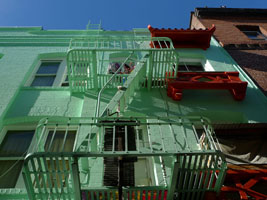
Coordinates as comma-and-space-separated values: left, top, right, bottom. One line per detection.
0, 26, 267, 199
0, 47, 77, 127
0, 28, 148, 129
0, 27, 266, 129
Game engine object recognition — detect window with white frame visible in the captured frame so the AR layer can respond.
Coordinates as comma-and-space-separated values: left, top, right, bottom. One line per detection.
28, 59, 68, 87
0, 130, 34, 188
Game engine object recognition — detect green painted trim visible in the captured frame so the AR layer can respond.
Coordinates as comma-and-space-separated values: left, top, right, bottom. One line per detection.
21, 86, 70, 91
0, 42, 70, 47
3, 116, 47, 126
38, 52, 67, 59
24, 150, 225, 163
0, 26, 43, 31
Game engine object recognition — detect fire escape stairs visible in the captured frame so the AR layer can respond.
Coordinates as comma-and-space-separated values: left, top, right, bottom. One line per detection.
78, 55, 148, 152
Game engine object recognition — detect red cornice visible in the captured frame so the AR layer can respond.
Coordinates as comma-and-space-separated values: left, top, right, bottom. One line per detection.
148, 24, 216, 50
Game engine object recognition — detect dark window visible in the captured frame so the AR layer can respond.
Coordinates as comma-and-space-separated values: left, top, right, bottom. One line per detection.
0, 130, 34, 188
61, 75, 69, 87
236, 25, 266, 40
0, 160, 24, 188
36, 62, 59, 74
0, 130, 34, 156
178, 63, 204, 72
31, 61, 61, 87
31, 76, 56, 86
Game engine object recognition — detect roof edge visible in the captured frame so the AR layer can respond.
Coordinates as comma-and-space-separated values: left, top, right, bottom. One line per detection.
195, 7, 267, 18
0, 26, 43, 31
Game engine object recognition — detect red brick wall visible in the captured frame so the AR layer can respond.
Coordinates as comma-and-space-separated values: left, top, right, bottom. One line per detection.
191, 15, 267, 46
191, 14, 267, 95
228, 50, 267, 93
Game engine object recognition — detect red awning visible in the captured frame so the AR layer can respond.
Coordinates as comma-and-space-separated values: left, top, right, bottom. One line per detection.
148, 25, 216, 50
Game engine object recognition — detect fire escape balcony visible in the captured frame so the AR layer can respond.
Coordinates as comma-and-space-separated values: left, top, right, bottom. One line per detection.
23, 116, 227, 200
66, 36, 179, 93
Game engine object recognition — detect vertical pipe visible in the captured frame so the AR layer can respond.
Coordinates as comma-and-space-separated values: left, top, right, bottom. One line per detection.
147, 51, 153, 90
112, 125, 116, 152
118, 134, 123, 200
125, 125, 128, 152
48, 126, 57, 152
136, 126, 140, 152
167, 158, 179, 200
61, 125, 69, 152
71, 157, 82, 200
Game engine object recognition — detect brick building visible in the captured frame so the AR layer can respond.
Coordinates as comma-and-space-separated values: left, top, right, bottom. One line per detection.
190, 8, 267, 96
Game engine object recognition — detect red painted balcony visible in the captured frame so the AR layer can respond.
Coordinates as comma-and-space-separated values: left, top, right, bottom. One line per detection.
148, 25, 216, 50
167, 72, 248, 101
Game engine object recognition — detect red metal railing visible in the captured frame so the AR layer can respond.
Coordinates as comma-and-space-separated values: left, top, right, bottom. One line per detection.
220, 168, 267, 200
166, 72, 248, 101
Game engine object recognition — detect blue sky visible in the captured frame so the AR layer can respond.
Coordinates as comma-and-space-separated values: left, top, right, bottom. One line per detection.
0, 0, 266, 30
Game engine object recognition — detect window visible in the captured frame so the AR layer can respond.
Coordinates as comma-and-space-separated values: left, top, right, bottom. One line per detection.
31, 61, 60, 86
61, 75, 69, 87
177, 58, 214, 72
0, 130, 34, 188
108, 62, 135, 74
178, 62, 204, 72
236, 25, 267, 40
41, 129, 76, 188
28, 59, 68, 87
44, 130, 76, 152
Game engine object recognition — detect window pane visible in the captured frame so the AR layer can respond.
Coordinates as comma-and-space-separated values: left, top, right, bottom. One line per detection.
244, 31, 265, 40
178, 64, 204, 71
61, 76, 69, 87
0, 160, 23, 188
44, 130, 76, 152
31, 76, 56, 86
0, 130, 34, 156
37, 62, 60, 74
61, 82, 69, 87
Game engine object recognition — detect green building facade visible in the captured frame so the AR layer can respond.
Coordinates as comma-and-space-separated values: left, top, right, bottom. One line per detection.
0, 25, 266, 199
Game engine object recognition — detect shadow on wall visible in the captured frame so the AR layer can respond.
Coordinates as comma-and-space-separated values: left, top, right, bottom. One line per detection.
5, 90, 83, 119
227, 49, 267, 95
5, 90, 41, 118
228, 50, 267, 72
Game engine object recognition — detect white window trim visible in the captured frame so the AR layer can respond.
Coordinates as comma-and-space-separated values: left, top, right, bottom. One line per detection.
25, 58, 67, 87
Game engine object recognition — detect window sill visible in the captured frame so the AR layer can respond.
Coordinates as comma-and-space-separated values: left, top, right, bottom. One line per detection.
0, 188, 27, 195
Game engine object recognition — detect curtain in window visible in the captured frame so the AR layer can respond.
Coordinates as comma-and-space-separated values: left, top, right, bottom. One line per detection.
44, 131, 76, 152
